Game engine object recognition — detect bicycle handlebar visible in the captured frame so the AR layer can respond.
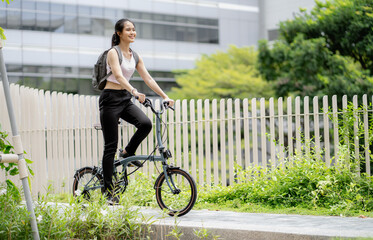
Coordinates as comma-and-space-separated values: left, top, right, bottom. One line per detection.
136, 97, 174, 113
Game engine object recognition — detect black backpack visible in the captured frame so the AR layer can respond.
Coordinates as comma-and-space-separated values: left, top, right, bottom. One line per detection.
92, 46, 139, 91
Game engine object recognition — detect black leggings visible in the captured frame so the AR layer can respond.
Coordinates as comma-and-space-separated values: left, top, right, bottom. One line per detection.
99, 89, 152, 192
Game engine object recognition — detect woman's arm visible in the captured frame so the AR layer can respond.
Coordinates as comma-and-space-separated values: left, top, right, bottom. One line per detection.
136, 55, 175, 106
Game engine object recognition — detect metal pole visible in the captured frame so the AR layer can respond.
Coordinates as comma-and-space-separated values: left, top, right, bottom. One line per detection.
0, 40, 40, 240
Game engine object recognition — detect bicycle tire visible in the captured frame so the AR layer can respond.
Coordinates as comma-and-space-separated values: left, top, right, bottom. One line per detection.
155, 168, 197, 217
72, 167, 104, 200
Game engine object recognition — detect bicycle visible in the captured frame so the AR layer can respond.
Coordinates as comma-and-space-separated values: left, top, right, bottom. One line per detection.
72, 98, 197, 217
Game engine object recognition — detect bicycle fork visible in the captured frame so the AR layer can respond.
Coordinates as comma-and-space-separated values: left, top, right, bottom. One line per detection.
158, 165, 181, 194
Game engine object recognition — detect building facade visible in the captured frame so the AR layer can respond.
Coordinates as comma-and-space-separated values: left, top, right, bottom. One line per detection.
0, 0, 259, 95
0, 0, 317, 96
259, 0, 317, 41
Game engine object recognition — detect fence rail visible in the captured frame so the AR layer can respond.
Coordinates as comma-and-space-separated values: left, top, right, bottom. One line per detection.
0, 84, 372, 195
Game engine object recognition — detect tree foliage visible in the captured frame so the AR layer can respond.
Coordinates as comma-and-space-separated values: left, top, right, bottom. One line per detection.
258, 0, 373, 99
168, 45, 274, 100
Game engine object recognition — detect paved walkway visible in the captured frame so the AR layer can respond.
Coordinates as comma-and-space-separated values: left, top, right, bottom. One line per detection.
139, 208, 373, 240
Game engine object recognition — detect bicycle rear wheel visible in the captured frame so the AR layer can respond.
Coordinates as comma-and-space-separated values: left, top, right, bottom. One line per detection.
155, 168, 197, 217
72, 167, 104, 200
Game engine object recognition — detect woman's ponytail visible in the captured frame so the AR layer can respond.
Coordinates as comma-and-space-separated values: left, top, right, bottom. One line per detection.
111, 32, 120, 47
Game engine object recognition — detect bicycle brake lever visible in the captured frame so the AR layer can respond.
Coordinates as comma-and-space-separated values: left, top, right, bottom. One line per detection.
163, 101, 174, 111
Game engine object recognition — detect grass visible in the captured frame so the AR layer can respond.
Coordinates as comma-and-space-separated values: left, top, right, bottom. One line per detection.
46, 166, 373, 219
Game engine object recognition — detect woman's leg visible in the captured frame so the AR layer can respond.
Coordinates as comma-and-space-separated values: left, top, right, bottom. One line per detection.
100, 107, 119, 194
120, 102, 152, 155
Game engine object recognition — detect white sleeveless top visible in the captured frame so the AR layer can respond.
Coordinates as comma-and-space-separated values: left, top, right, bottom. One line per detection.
106, 52, 136, 84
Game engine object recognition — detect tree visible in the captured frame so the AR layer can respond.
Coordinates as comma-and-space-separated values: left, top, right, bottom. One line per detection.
258, 0, 373, 99
168, 45, 274, 100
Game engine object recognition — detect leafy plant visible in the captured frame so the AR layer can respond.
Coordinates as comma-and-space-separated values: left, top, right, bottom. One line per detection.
0, 125, 34, 198
198, 139, 373, 215
0, 184, 154, 239
258, 0, 373, 101
168, 45, 274, 100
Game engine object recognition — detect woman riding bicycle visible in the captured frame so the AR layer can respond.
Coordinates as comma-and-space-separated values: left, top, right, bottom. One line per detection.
100, 18, 174, 202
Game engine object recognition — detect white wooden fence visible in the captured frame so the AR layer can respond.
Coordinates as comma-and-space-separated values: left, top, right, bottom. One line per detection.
0, 84, 372, 195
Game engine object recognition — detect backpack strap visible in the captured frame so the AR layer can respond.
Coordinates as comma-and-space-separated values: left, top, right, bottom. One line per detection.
113, 45, 123, 65
102, 45, 122, 81
130, 48, 139, 67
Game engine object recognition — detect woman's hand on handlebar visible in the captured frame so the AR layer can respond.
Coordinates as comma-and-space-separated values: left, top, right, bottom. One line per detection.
163, 97, 175, 108
133, 89, 146, 103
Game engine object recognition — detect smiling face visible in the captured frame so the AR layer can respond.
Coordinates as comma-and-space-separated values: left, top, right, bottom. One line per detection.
118, 21, 136, 44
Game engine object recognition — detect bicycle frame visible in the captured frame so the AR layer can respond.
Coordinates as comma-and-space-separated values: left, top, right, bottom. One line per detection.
113, 99, 179, 194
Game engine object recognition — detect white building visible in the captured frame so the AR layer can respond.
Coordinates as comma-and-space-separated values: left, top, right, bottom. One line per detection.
0, 0, 316, 95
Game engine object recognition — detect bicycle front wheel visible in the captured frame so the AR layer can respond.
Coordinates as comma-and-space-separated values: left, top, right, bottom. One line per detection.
155, 168, 197, 217
72, 167, 104, 200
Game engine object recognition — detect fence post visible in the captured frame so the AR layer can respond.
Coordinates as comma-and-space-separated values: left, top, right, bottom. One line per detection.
0, 40, 40, 240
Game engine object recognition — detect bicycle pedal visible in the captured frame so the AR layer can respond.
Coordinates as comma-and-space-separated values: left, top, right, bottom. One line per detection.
127, 160, 142, 167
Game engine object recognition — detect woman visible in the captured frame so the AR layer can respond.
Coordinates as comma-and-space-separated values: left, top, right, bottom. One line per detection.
100, 19, 174, 202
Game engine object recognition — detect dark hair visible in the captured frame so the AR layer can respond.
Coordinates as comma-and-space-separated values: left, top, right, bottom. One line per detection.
111, 18, 135, 47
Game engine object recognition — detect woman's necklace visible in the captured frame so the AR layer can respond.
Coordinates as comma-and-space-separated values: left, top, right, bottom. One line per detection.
123, 51, 132, 62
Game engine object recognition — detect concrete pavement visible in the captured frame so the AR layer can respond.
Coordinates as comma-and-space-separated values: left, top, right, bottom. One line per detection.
139, 208, 373, 240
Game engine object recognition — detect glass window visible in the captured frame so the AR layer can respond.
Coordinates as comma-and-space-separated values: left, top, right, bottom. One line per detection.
176, 26, 186, 41
79, 68, 91, 76
65, 5, 77, 16
164, 25, 176, 41
119, 10, 127, 19
185, 27, 197, 42
51, 3, 64, 14
78, 16, 91, 34
104, 9, 116, 18
139, 22, 152, 39
37, 66, 51, 74
187, 17, 197, 24
176, 16, 187, 24
6, 64, 22, 72
22, 1, 35, 11
153, 24, 166, 40
0, 9, 6, 27
164, 15, 176, 22
36, 2, 49, 12
91, 6, 103, 17
142, 12, 152, 20
22, 11, 36, 30
198, 28, 219, 43
78, 5, 90, 16
92, 18, 104, 36
153, 14, 164, 21
52, 66, 65, 75
197, 18, 218, 26
36, 13, 50, 31
6, 1, 20, 10
50, 14, 64, 33
104, 19, 115, 37
23, 65, 38, 73
208, 29, 219, 43
64, 15, 78, 33
198, 28, 209, 43
129, 11, 141, 19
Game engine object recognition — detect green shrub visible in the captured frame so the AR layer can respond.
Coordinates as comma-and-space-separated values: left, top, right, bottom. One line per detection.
198, 143, 373, 214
